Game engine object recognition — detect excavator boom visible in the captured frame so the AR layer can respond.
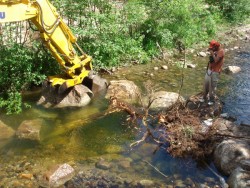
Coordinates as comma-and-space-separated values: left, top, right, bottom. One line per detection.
0, 0, 92, 92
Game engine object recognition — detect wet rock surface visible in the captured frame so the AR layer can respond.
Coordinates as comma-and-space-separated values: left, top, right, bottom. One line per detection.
105, 80, 140, 103
16, 119, 43, 141
214, 139, 250, 175
143, 91, 185, 110
0, 120, 15, 141
38, 163, 75, 188
224, 65, 241, 74
212, 119, 250, 187
37, 83, 93, 108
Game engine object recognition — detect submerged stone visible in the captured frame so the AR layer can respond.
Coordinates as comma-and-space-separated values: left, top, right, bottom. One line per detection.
0, 120, 15, 141
16, 119, 43, 141
39, 163, 75, 188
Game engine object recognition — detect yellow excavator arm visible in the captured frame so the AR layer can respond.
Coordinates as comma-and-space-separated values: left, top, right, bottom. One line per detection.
0, 0, 92, 92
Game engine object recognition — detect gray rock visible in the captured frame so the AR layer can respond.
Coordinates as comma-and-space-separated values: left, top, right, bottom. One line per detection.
153, 67, 159, 71
227, 167, 250, 188
118, 159, 131, 169
214, 139, 250, 175
139, 179, 154, 187
95, 158, 112, 170
198, 52, 207, 57
239, 159, 250, 171
105, 80, 140, 103
143, 91, 184, 110
16, 119, 43, 141
0, 120, 15, 141
224, 66, 241, 74
39, 163, 75, 188
37, 83, 93, 108
187, 63, 196, 68
161, 65, 168, 70
86, 73, 108, 94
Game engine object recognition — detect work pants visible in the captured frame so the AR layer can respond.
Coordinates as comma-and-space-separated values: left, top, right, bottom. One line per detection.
203, 69, 219, 101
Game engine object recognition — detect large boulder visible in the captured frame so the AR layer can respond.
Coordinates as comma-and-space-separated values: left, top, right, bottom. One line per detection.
84, 73, 108, 94
144, 91, 184, 110
39, 163, 75, 188
16, 119, 43, 141
37, 83, 93, 108
0, 120, 15, 141
213, 139, 250, 175
228, 165, 250, 188
105, 80, 140, 103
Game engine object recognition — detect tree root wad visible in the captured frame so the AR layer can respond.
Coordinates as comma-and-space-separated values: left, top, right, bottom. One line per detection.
108, 95, 224, 159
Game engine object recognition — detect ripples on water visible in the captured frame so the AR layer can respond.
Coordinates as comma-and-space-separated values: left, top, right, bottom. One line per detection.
222, 51, 250, 125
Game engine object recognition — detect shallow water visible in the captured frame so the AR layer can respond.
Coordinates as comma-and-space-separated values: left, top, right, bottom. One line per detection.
222, 50, 250, 125
0, 40, 249, 187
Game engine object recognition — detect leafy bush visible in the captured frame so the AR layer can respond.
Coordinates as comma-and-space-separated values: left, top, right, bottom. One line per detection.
206, 0, 250, 23
141, 0, 217, 49
0, 43, 59, 114
70, 0, 150, 68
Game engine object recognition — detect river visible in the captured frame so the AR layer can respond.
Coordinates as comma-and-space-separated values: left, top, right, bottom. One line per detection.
0, 40, 249, 187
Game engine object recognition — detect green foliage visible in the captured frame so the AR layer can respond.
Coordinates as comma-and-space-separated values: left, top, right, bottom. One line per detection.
141, 0, 217, 49
0, 92, 22, 115
0, 43, 59, 114
206, 0, 250, 23
71, 0, 150, 68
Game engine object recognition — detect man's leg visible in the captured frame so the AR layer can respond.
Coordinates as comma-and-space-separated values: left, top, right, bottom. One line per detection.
210, 72, 219, 102
203, 73, 211, 101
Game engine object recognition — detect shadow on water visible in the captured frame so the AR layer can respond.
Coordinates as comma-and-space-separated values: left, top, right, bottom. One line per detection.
0, 41, 249, 186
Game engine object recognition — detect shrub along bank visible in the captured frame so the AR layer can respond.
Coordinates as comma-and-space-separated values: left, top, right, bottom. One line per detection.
0, 0, 249, 114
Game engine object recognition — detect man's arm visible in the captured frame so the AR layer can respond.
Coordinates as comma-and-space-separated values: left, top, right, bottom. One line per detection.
210, 49, 224, 63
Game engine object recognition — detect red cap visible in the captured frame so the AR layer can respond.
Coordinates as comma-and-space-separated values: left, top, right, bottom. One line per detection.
209, 40, 220, 48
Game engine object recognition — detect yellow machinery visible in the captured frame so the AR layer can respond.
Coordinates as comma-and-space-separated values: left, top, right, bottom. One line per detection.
0, 0, 92, 92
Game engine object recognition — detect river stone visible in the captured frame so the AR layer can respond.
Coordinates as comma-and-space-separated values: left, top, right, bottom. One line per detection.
37, 82, 93, 108
143, 91, 184, 110
224, 66, 241, 74
213, 139, 250, 175
187, 63, 196, 68
161, 65, 168, 70
139, 179, 155, 187
39, 163, 75, 188
84, 73, 108, 94
117, 159, 131, 169
105, 80, 140, 103
95, 158, 112, 170
212, 118, 235, 133
0, 120, 15, 140
105, 144, 124, 154
16, 119, 43, 141
227, 167, 250, 188
198, 51, 207, 57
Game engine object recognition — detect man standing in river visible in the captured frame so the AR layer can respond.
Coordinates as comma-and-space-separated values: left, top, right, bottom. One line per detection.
201, 40, 225, 105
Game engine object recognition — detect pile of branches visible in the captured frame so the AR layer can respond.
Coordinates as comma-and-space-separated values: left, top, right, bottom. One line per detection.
106, 82, 222, 159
